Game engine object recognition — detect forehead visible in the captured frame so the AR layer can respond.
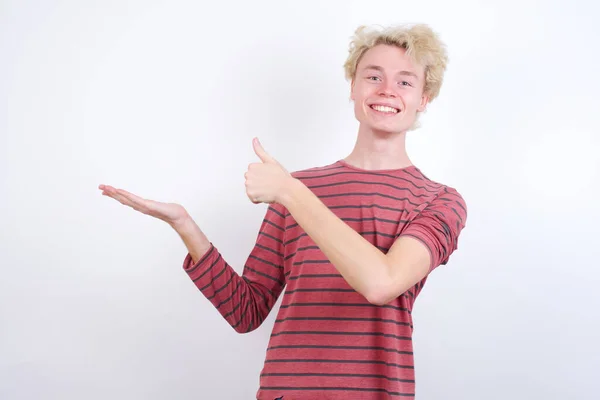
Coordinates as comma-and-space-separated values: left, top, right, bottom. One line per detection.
357, 44, 423, 77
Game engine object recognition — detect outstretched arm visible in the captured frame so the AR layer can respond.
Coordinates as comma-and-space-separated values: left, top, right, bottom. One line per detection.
99, 184, 287, 332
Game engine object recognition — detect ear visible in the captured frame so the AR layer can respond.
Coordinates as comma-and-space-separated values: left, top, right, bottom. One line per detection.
350, 79, 356, 101
417, 94, 429, 112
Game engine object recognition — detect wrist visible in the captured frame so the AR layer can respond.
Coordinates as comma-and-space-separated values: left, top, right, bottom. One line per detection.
170, 212, 194, 234
278, 176, 303, 208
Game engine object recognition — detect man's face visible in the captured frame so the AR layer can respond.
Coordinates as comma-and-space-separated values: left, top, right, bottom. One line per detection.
351, 44, 429, 135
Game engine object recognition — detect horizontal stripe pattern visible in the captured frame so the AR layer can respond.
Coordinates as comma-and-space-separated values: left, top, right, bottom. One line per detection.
183, 160, 467, 399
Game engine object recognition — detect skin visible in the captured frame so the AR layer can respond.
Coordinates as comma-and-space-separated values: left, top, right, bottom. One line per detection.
99, 44, 433, 305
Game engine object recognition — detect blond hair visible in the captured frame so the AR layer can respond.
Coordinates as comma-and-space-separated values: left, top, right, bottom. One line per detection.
344, 23, 449, 104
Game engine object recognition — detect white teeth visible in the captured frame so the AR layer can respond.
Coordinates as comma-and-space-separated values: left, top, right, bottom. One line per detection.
371, 105, 398, 113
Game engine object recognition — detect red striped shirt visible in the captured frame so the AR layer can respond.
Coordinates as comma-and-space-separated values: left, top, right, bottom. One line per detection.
183, 160, 467, 399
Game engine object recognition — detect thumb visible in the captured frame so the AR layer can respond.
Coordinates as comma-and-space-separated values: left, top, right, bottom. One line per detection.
253, 137, 276, 164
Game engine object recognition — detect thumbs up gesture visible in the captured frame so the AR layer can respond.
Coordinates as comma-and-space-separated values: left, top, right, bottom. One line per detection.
245, 137, 293, 204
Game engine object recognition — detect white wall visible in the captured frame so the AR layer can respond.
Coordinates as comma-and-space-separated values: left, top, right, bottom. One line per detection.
1, 0, 599, 399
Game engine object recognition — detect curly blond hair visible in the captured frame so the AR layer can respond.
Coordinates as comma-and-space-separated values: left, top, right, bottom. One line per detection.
343, 23, 449, 103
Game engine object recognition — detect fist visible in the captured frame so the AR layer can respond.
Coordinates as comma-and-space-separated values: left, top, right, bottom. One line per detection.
245, 138, 292, 204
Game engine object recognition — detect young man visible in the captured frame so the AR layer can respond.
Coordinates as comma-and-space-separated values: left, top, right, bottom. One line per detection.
100, 23, 467, 399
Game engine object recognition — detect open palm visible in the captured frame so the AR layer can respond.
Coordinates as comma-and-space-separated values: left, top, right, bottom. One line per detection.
99, 184, 187, 226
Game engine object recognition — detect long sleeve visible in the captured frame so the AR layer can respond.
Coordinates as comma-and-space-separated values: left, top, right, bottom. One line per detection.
400, 186, 468, 271
182, 204, 287, 333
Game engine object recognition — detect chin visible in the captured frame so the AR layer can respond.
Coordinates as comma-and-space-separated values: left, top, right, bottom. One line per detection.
355, 112, 412, 135
373, 127, 403, 136
368, 122, 407, 136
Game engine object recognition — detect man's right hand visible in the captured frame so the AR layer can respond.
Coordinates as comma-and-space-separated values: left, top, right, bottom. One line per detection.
98, 184, 189, 228
99, 184, 212, 263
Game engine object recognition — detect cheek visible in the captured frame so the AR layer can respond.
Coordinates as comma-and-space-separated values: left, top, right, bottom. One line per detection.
405, 94, 424, 110
356, 98, 370, 114
353, 100, 365, 116
351, 91, 366, 110
356, 89, 373, 107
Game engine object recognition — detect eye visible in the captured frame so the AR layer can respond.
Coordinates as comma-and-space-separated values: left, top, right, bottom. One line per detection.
367, 76, 381, 81
400, 81, 413, 87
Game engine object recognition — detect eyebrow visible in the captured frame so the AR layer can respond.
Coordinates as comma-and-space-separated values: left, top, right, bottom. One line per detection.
363, 65, 419, 79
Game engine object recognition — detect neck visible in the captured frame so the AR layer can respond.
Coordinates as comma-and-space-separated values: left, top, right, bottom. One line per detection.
343, 125, 413, 170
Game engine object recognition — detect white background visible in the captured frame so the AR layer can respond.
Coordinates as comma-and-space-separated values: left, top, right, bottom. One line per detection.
1, 0, 599, 399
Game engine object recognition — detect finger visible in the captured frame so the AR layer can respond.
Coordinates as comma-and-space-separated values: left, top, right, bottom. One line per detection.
99, 184, 115, 192
115, 189, 155, 212
107, 190, 138, 209
100, 186, 147, 212
252, 137, 276, 164
115, 188, 145, 205
100, 184, 125, 199
100, 185, 123, 201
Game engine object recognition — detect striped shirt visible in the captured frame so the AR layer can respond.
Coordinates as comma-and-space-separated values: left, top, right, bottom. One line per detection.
183, 159, 467, 399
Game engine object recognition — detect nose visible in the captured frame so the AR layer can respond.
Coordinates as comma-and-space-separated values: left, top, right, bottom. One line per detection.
378, 81, 396, 97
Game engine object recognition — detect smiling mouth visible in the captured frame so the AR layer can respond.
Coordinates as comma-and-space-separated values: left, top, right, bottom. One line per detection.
369, 104, 400, 114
